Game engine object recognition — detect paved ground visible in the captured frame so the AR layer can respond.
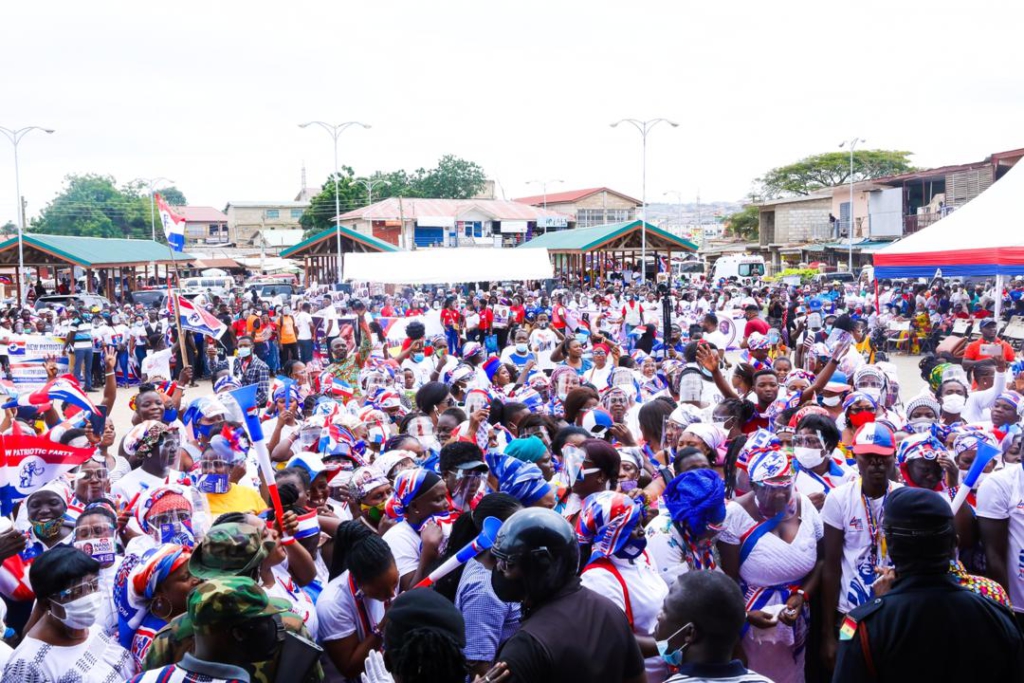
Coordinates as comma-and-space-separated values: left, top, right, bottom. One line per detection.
105, 353, 930, 438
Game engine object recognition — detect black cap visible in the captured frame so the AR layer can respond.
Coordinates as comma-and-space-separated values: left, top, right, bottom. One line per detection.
744, 303, 759, 311
384, 587, 466, 650
884, 488, 952, 531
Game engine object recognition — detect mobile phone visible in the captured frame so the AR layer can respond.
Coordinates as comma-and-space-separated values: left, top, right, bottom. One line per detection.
981, 343, 1002, 358
88, 406, 107, 435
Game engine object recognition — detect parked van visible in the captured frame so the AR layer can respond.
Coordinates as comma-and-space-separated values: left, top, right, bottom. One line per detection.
710, 254, 766, 285
181, 276, 235, 296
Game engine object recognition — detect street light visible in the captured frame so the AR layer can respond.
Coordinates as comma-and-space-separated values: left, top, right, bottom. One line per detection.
138, 176, 175, 241
525, 179, 564, 210
611, 118, 678, 281
354, 176, 389, 207
0, 125, 55, 307
299, 121, 371, 284
839, 137, 864, 273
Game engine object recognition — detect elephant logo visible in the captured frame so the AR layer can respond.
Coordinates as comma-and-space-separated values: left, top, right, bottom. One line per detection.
19, 458, 46, 490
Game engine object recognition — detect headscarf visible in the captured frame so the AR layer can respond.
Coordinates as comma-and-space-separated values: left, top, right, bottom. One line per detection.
897, 432, 949, 491
482, 356, 503, 383
348, 466, 390, 501
996, 391, 1023, 414
484, 453, 551, 507
180, 396, 228, 438
213, 375, 241, 394
929, 363, 954, 394
123, 420, 170, 460
842, 391, 878, 412
747, 332, 771, 351
575, 490, 642, 564
385, 467, 442, 520
785, 369, 815, 389
683, 423, 726, 453
953, 430, 998, 456
742, 429, 792, 483
266, 379, 300, 417
116, 544, 191, 648
853, 365, 886, 388
374, 450, 418, 479
505, 436, 547, 464
134, 484, 193, 536
661, 469, 726, 536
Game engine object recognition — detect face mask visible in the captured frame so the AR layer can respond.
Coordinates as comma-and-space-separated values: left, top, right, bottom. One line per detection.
32, 517, 64, 540
74, 537, 115, 565
860, 387, 882, 403
198, 473, 231, 494
516, 343, 529, 354
539, 321, 549, 329
51, 591, 103, 630
793, 446, 826, 469
907, 419, 935, 434
153, 517, 196, 548
491, 568, 528, 603
614, 536, 647, 560
237, 347, 252, 358
943, 394, 967, 414
162, 407, 179, 423
820, 395, 842, 407
848, 411, 876, 428
656, 623, 692, 668
412, 352, 424, 363
824, 325, 834, 334
360, 502, 385, 523
196, 422, 221, 439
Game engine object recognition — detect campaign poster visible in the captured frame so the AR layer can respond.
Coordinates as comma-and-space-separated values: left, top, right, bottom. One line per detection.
9, 334, 70, 390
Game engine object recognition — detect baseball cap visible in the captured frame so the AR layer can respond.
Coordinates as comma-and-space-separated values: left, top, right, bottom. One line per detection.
852, 422, 896, 456
189, 523, 274, 580
581, 408, 614, 435
188, 576, 288, 632
979, 318, 998, 328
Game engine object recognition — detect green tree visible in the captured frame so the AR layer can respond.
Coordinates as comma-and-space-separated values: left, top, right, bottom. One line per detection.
159, 186, 187, 206
757, 150, 914, 198
409, 155, 486, 199
0, 221, 15, 238
724, 205, 760, 240
299, 166, 367, 236
30, 174, 154, 239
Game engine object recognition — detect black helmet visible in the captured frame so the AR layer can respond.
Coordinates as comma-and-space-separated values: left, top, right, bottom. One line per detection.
490, 508, 579, 604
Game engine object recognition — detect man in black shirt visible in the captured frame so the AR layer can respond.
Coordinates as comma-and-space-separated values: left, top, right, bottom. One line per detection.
491, 508, 646, 683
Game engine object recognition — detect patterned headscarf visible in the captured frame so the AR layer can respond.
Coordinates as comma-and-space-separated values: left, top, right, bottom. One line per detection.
123, 420, 170, 460
385, 468, 442, 520
785, 369, 816, 389
484, 453, 551, 507
929, 363, 954, 394
213, 375, 241, 394
953, 430, 998, 456
897, 432, 947, 465
661, 469, 726, 536
349, 466, 391, 501
996, 391, 1023, 414
747, 332, 771, 351
742, 429, 792, 483
116, 544, 191, 648
683, 423, 726, 452
575, 491, 642, 564
134, 484, 193, 535
842, 391, 878, 412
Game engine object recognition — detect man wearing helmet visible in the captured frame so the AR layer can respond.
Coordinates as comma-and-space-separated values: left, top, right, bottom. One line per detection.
491, 508, 646, 683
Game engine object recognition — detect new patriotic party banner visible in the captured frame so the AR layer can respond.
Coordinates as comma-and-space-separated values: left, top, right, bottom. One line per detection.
0, 433, 94, 514
8, 335, 70, 389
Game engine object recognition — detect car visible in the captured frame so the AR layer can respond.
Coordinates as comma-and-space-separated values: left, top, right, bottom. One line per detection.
813, 271, 856, 286
34, 294, 113, 312
129, 289, 168, 310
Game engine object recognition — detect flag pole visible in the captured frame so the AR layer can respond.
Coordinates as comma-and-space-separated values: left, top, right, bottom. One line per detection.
155, 192, 191, 376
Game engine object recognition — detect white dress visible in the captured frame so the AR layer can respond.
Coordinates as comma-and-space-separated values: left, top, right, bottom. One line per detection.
719, 494, 823, 683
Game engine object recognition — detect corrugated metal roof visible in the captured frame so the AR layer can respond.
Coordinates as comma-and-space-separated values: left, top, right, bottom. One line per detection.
336, 198, 572, 222
512, 187, 642, 207
174, 206, 228, 223
280, 226, 398, 258
226, 201, 309, 209
1, 234, 194, 267
516, 220, 697, 252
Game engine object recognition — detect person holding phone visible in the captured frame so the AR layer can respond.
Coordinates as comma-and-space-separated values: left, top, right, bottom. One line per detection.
963, 318, 1015, 375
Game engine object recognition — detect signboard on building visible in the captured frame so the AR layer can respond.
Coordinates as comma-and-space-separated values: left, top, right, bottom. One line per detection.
501, 220, 528, 234
537, 217, 569, 229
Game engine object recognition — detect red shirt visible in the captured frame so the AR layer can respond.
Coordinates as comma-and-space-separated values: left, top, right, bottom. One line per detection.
478, 308, 494, 332
963, 337, 1015, 362
231, 319, 248, 339
551, 304, 567, 329
510, 305, 525, 324
440, 309, 460, 329
380, 305, 396, 317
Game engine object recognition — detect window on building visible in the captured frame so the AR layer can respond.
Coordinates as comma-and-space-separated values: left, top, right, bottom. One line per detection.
290, 209, 303, 218
266, 209, 280, 219
208, 225, 219, 235
576, 209, 603, 227
607, 209, 632, 223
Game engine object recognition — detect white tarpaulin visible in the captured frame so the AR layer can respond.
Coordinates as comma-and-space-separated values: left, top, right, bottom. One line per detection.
345, 248, 554, 284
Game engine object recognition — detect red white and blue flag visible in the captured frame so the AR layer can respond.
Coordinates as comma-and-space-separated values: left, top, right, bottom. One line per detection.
0, 433, 95, 514
170, 294, 227, 340
155, 193, 186, 252
3, 374, 96, 415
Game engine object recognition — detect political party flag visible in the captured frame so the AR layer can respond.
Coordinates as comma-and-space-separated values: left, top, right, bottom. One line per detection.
169, 294, 227, 340
2, 374, 97, 415
0, 433, 95, 514
155, 193, 186, 252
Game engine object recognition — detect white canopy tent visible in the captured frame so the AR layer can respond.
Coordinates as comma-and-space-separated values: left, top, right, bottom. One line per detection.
344, 248, 554, 284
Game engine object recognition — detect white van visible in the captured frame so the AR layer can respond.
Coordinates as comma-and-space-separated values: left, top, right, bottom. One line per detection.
181, 276, 235, 296
710, 254, 766, 284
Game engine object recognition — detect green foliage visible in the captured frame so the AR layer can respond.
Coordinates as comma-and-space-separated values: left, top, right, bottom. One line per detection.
757, 150, 915, 198
0, 221, 15, 237
30, 174, 157, 240
159, 186, 187, 206
724, 205, 760, 240
300, 156, 487, 237
775, 267, 820, 283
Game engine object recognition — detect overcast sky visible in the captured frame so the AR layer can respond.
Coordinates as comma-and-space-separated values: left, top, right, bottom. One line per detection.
2, 0, 1022, 223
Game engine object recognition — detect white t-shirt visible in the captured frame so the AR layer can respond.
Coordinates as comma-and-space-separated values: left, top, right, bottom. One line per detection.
529, 328, 559, 370
294, 311, 314, 341
2, 627, 134, 683
141, 348, 173, 381
977, 465, 1024, 612
106, 324, 129, 349
581, 552, 668, 683
316, 569, 387, 644
582, 363, 612, 392
269, 564, 319, 640
382, 520, 424, 579
820, 478, 902, 614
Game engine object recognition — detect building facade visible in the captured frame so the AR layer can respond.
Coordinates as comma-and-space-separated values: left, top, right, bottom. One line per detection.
175, 206, 230, 247
224, 201, 309, 246
513, 187, 641, 228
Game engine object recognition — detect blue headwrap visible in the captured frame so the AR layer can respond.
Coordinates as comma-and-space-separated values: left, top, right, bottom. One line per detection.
661, 469, 726, 536
484, 452, 552, 506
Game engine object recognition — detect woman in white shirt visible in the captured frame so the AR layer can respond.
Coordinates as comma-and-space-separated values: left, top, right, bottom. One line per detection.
578, 491, 669, 683
317, 521, 398, 681
3, 546, 134, 683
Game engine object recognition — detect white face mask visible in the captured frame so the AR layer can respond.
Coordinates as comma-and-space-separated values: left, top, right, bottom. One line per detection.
793, 446, 826, 469
860, 387, 882, 403
51, 591, 102, 630
943, 394, 967, 415
821, 395, 842, 407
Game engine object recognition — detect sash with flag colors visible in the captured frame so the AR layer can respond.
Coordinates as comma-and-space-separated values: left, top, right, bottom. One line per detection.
155, 193, 186, 252
169, 294, 227, 340
0, 433, 95, 514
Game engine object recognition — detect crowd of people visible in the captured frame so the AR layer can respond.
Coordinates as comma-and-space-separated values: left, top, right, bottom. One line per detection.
0, 269, 1023, 682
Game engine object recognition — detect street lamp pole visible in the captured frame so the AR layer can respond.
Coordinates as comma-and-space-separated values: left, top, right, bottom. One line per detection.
299, 121, 371, 284
1, 126, 55, 308
611, 118, 678, 283
525, 179, 564, 210
354, 176, 389, 207
139, 176, 174, 241
839, 137, 864, 273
